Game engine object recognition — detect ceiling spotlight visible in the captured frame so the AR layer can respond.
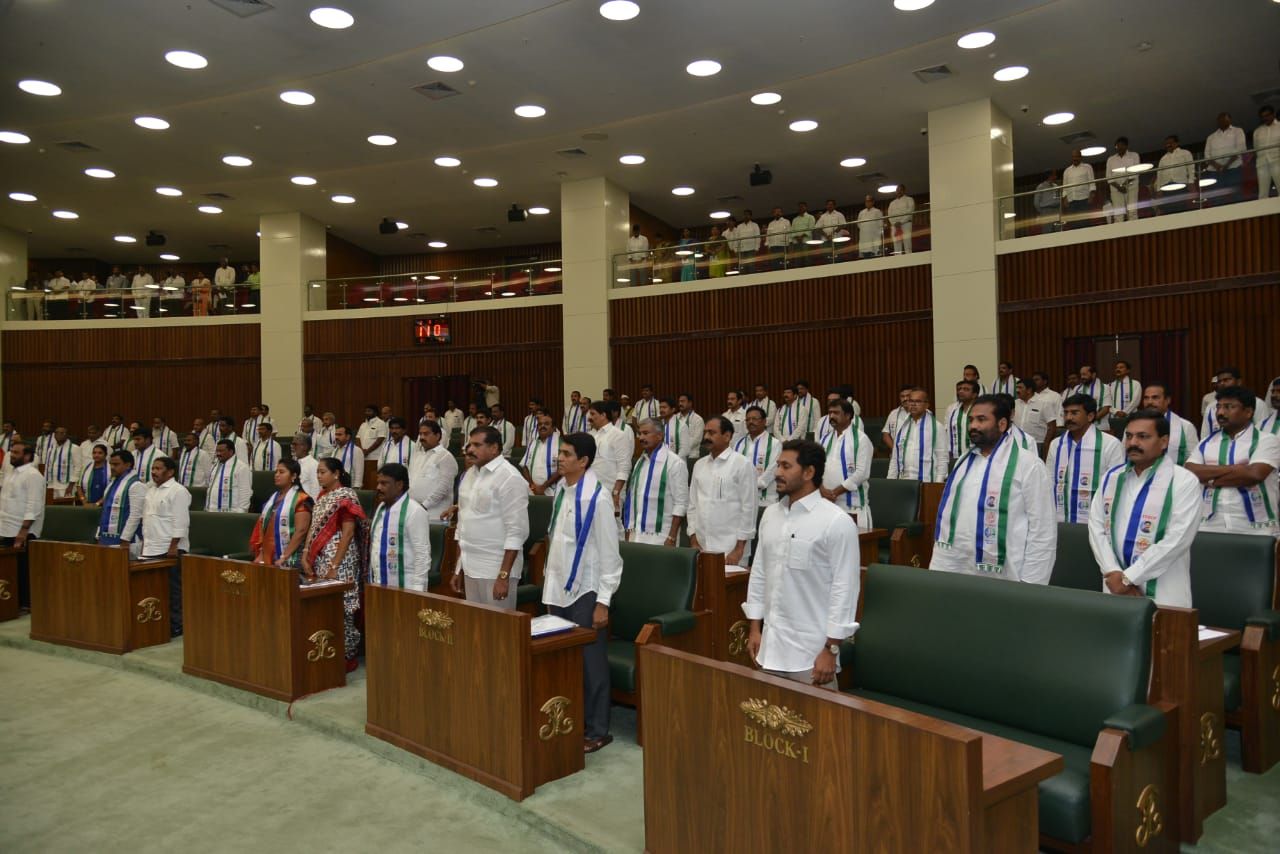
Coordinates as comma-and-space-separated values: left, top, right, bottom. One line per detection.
84, 168, 116, 179
291, 175, 318, 186
396, 221, 409, 230
619, 154, 646, 165
0, 131, 31, 144
750, 92, 782, 106
155, 186, 182, 196
378, 217, 399, 235
1042, 111, 1074, 126
1080, 146, 1107, 157
514, 105, 547, 118
508, 204, 528, 223
599, 1, 640, 21
52, 210, 79, 219
434, 156, 461, 167
427, 55, 464, 73
686, 60, 721, 77
164, 50, 208, 69
114, 235, 137, 243
309, 7, 354, 29
367, 134, 397, 146
8, 192, 37, 202
279, 90, 316, 106
222, 155, 253, 167
473, 177, 498, 188
427, 241, 448, 249
528, 206, 551, 215
993, 65, 1029, 82
956, 31, 995, 49
709, 210, 730, 219
159, 253, 180, 261
145, 230, 166, 246
878, 184, 899, 194
789, 119, 818, 132
18, 79, 61, 97
893, 0, 935, 9
671, 186, 695, 196
198, 205, 223, 214
331, 194, 356, 204
840, 157, 867, 168
135, 116, 170, 130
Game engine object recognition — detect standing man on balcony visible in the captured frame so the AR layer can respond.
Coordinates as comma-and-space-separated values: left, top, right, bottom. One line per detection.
732, 209, 761, 274
856, 195, 886, 259
1204, 112, 1247, 205
790, 201, 816, 267
1105, 137, 1141, 221
1034, 171, 1062, 233
887, 185, 916, 254
626, 224, 649, 286
1255, 104, 1279, 200
1061, 149, 1096, 229
815, 199, 847, 263
765, 206, 790, 270
214, 258, 236, 313
1155, 135, 1195, 214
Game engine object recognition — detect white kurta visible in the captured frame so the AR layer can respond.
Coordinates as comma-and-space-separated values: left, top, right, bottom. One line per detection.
722, 408, 747, 443
1189, 426, 1280, 536
132, 444, 163, 486
139, 479, 191, 557
369, 494, 433, 591
687, 448, 758, 562
1045, 427, 1126, 523
378, 435, 414, 467
0, 464, 46, 538
332, 442, 365, 489
822, 425, 873, 529
733, 431, 781, 507
541, 474, 623, 609
780, 395, 820, 440
589, 423, 632, 490
41, 440, 81, 494
251, 439, 283, 472
491, 420, 516, 455
1163, 410, 1199, 466
855, 206, 885, 255
176, 447, 212, 489
888, 414, 948, 483
944, 402, 974, 465
622, 447, 689, 544
456, 456, 529, 579
410, 444, 458, 520
297, 455, 321, 503
520, 432, 560, 493
206, 458, 251, 512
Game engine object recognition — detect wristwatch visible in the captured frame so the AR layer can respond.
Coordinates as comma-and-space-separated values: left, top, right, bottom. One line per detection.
825, 643, 841, 656
498, 569, 510, 580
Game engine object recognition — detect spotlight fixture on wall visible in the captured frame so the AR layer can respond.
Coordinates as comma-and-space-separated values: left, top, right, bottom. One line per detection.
378, 217, 398, 235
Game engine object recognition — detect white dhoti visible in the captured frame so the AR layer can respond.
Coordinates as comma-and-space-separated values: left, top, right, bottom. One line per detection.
1109, 181, 1138, 221
891, 222, 912, 254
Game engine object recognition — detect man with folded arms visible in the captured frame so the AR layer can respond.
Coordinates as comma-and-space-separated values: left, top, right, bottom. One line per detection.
1187, 386, 1279, 536
451, 426, 529, 608
1089, 410, 1202, 607
622, 419, 688, 546
369, 463, 432, 591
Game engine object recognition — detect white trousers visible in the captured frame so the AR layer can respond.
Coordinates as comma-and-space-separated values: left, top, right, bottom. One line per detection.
891, 221, 912, 254
1109, 182, 1138, 220
1257, 157, 1279, 199
463, 574, 518, 609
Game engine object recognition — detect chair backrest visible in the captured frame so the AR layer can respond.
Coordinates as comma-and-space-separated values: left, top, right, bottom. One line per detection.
40, 505, 101, 544
355, 489, 378, 518
1049, 522, 1101, 592
866, 478, 919, 530
611, 542, 699, 641
851, 564, 1154, 748
525, 495, 554, 555
188, 510, 259, 557
188, 486, 207, 512
1190, 532, 1278, 630
249, 470, 275, 513
869, 457, 890, 479
429, 523, 445, 573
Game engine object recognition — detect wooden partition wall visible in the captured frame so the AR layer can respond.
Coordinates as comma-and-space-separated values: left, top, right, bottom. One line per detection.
303, 305, 563, 427
609, 265, 934, 421
1, 324, 261, 437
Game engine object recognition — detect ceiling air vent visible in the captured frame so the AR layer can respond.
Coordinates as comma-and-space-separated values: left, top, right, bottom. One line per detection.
203, 192, 234, 200
56, 140, 99, 153
855, 171, 888, 183
208, 0, 274, 17
208, 243, 231, 251
581, 132, 609, 142
474, 226, 501, 235
413, 81, 461, 101
716, 194, 744, 204
912, 64, 952, 84
1251, 88, 1280, 106
1059, 131, 1097, 145
556, 148, 589, 158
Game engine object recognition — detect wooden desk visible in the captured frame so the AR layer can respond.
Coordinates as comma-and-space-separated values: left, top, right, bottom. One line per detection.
639, 646, 1062, 853
0, 547, 19, 622
859, 527, 887, 567
364, 586, 595, 801
181, 555, 352, 701
28, 540, 173, 654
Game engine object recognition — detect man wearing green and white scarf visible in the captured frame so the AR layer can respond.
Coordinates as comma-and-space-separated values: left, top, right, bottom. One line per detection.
623, 420, 688, 546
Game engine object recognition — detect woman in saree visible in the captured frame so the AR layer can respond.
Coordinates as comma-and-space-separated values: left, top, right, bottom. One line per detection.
302, 457, 367, 671
678, 227, 698, 282
74, 442, 110, 505
707, 225, 729, 278
250, 460, 313, 568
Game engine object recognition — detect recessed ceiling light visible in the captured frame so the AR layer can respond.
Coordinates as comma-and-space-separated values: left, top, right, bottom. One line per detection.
434, 156, 461, 168
473, 177, 498, 188
198, 205, 223, 214
395, 221, 409, 230
528, 206, 551, 215
164, 50, 208, 69
956, 31, 995, 49
52, 210, 79, 219
619, 154, 646, 165
840, 157, 867, 168
544, 266, 562, 273
114, 235, 136, 243
222, 155, 253, 167
309, 7, 354, 29
1042, 111, 1074, 126
291, 175, 318, 186
427, 55, 464, 73
155, 186, 182, 196
427, 241, 447, 249
1080, 146, 1107, 157
750, 92, 782, 106
709, 210, 730, 219
135, 116, 170, 130
789, 119, 818, 132
160, 253, 180, 261
514, 104, 547, 119
367, 134, 397, 146
671, 186, 695, 196
0, 131, 31, 144
331, 194, 356, 204
993, 65, 1029, 82
599, 1, 640, 21
878, 184, 899, 194
686, 60, 721, 77
8, 192, 37, 202
893, 0, 935, 9
18, 79, 61, 97
84, 168, 116, 179
279, 90, 316, 106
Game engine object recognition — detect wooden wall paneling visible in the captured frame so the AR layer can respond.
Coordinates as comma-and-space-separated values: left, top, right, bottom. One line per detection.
375, 243, 561, 278
325, 233, 378, 280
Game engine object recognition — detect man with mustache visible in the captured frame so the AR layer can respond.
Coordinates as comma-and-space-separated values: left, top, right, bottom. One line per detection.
1187, 386, 1279, 536
1088, 409, 1202, 606
1045, 394, 1124, 524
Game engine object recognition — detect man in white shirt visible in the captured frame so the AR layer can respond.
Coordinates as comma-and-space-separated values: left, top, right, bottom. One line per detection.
310, 412, 335, 457
519, 412, 559, 497
1255, 104, 1280, 200
1034, 170, 1062, 233
356, 405, 387, 463
540, 432, 622, 752
42, 426, 80, 498
160, 269, 185, 314
945, 380, 980, 466
151, 416, 178, 455
521, 398, 542, 450
626, 386, 655, 425
1014, 379, 1054, 453
0, 442, 45, 609
1187, 386, 1279, 536
251, 423, 283, 472
1062, 371, 1082, 400
130, 429, 162, 486
626, 224, 650, 286
1106, 360, 1143, 431
687, 417, 758, 567
139, 456, 191, 635
988, 362, 1019, 397
722, 390, 748, 443
452, 425, 529, 608
881, 385, 913, 452
772, 387, 795, 440
820, 400, 873, 530
1204, 111, 1247, 205
735, 406, 782, 508
1073, 364, 1110, 413
764, 206, 791, 270
130, 266, 154, 318
378, 417, 414, 467
888, 388, 948, 483
206, 439, 251, 513
1104, 136, 1141, 222
75, 271, 97, 301
105, 265, 128, 293
97, 449, 148, 555
1139, 383, 1200, 466
1198, 367, 1272, 438
300, 404, 323, 435
1089, 410, 1202, 608
296, 417, 318, 456
102, 414, 129, 451
783, 381, 820, 441
331, 425, 365, 489
213, 258, 236, 313
32, 421, 55, 464
1029, 373, 1063, 444
77, 424, 102, 465
560, 393, 585, 435
1062, 149, 1096, 230
586, 402, 631, 513
622, 419, 688, 546
790, 201, 817, 267
410, 420, 457, 520
731, 209, 761, 273
814, 198, 847, 251
750, 384, 778, 427
1263, 379, 1280, 437
487, 405, 517, 455
669, 394, 705, 465
175, 432, 212, 489
441, 400, 464, 436
744, 438, 859, 689
855, 195, 885, 259
1046, 394, 1126, 524
45, 269, 72, 320
886, 185, 916, 254
369, 463, 432, 591
291, 436, 321, 499
931, 395, 1057, 582
1156, 135, 1195, 214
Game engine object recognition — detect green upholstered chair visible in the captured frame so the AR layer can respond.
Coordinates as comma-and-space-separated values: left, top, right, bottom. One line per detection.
869, 457, 890, 479
187, 510, 259, 560
517, 495, 555, 613
248, 470, 275, 513
188, 486, 207, 512
861, 416, 885, 443
428, 523, 445, 588
355, 489, 378, 518
846, 564, 1170, 850
865, 478, 925, 565
1049, 522, 1101, 592
40, 506, 101, 544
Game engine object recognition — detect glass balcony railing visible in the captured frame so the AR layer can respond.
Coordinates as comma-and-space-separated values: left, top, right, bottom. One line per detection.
610, 207, 930, 288
4, 282, 260, 321
308, 260, 563, 310
998, 143, 1280, 238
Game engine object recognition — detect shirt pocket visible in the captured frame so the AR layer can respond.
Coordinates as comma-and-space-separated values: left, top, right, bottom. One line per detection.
787, 537, 815, 571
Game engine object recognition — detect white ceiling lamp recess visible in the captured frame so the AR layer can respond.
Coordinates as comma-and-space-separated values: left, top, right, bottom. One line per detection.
599, 1, 640, 21
686, 60, 721, 77
427, 55, 464, 73
309, 7, 354, 29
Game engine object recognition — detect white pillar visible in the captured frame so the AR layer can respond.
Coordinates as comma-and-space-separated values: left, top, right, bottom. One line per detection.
0, 226, 29, 414
258, 212, 326, 431
560, 177, 629, 400
927, 98, 1013, 403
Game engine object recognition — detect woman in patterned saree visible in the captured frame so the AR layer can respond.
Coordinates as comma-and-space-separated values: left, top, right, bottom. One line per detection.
302, 457, 367, 671
249, 460, 313, 568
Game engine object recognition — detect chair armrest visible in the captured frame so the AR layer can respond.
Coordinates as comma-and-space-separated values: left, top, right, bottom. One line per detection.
1103, 703, 1166, 751
1245, 609, 1280, 641
901, 521, 924, 537
649, 609, 698, 636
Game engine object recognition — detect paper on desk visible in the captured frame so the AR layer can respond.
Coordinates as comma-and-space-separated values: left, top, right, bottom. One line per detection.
531, 614, 578, 637
725, 565, 749, 575
1197, 626, 1230, 641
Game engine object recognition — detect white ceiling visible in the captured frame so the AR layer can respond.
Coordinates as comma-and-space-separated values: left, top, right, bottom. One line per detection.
2, 0, 1278, 266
